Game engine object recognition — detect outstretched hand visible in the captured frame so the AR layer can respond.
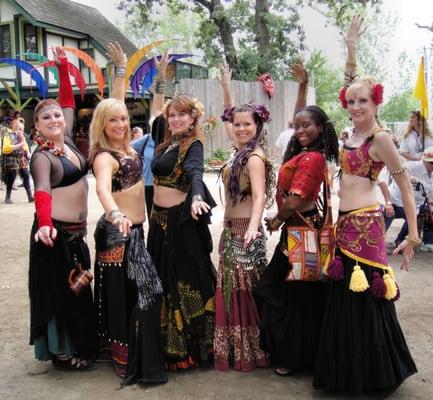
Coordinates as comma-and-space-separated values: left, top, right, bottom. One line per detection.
106, 41, 127, 67
52, 46, 67, 66
216, 64, 232, 90
154, 50, 171, 78
392, 240, 414, 271
342, 15, 366, 49
289, 62, 308, 84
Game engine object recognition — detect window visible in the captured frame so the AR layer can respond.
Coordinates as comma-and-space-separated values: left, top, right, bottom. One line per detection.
0, 25, 11, 58
175, 63, 191, 81
79, 48, 94, 69
24, 24, 38, 55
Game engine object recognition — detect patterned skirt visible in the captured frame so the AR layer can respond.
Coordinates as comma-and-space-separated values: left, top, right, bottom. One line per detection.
147, 204, 216, 370
214, 218, 269, 372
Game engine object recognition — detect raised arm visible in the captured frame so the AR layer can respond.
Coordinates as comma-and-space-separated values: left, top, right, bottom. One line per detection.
217, 64, 235, 143
106, 41, 128, 102
289, 62, 309, 121
53, 47, 74, 140
342, 15, 365, 85
151, 51, 171, 119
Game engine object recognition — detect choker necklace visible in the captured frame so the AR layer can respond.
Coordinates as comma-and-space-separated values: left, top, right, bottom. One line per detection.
34, 134, 66, 157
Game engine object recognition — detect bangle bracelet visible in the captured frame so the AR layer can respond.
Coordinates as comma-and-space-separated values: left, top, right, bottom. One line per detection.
109, 209, 120, 218
405, 234, 421, 247
390, 167, 406, 176
155, 78, 166, 94
193, 194, 204, 203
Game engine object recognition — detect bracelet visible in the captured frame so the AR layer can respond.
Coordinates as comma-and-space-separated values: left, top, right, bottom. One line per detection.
405, 234, 422, 247
155, 78, 166, 94
192, 194, 204, 203
390, 167, 406, 176
385, 201, 393, 206
114, 66, 126, 77
109, 209, 121, 218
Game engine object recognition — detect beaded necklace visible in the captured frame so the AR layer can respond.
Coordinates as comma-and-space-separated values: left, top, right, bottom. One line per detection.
34, 133, 66, 157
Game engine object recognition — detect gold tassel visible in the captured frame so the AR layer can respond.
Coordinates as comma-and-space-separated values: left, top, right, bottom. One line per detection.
387, 266, 395, 280
383, 274, 398, 300
349, 264, 369, 292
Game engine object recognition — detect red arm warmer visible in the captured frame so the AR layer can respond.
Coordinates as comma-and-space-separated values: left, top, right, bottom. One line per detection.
34, 191, 53, 229
57, 57, 75, 109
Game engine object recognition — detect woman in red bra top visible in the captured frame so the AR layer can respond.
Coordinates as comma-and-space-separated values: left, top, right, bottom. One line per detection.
313, 16, 418, 394
90, 42, 166, 386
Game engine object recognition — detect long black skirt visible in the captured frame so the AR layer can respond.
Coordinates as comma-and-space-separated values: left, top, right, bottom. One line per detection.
313, 249, 417, 393
94, 219, 167, 384
147, 203, 215, 370
254, 234, 328, 373
29, 218, 96, 359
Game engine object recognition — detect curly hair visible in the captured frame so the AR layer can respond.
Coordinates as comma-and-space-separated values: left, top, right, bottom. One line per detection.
283, 105, 339, 164
228, 104, 275, 208
402, 110, 433, 139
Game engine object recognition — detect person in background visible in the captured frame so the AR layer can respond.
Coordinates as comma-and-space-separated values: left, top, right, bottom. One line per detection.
274, 121, 294, 161
131, 126, 144, 141
400, 110, 433, 161
383, 146, 433, 252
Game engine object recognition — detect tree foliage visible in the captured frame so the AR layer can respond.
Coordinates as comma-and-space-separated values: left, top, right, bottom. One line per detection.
306, 50, 349, 132
118, 0, 380, 81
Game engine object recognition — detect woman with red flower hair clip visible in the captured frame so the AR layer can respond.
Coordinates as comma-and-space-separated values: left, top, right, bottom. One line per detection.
313, 16, 418, 394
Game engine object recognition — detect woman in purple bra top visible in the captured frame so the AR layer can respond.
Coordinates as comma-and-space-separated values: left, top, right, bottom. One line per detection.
313, 17, 418, 394
89, 42, 167, 386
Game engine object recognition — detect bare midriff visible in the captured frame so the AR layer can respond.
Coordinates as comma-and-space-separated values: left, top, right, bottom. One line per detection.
339, 173, 377, 211
112, 179, 146, 224
51, 177, 88, 223
153, 185, 187, 208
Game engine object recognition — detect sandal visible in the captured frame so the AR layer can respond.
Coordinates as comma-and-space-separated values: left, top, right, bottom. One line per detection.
275, 367, 292, 376
53, 356, 97, 372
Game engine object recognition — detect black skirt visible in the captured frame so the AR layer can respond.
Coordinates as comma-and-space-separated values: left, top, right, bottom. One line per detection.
29, 218, 96, 358
313, 250, 417, 393
94, 218, 167, 384
254, 225, 328, 373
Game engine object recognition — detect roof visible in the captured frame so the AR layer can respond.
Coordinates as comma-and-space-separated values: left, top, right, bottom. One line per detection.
11, 0, 137, 57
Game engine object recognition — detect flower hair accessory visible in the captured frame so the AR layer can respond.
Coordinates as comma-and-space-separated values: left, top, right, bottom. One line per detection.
221, 103, 271, 123
339, 82, 384, 109
371, 83, 384, 105
339, 87, 348, 109
251, 103, 270, 123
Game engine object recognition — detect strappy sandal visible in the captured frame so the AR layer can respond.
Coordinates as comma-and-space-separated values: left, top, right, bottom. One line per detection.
53, 356, 97, 372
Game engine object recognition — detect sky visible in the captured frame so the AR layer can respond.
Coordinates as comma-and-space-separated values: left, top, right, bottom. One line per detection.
75, 0, 433, 78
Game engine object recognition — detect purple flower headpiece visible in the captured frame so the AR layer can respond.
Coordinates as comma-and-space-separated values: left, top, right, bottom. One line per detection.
221, 103, 271, 124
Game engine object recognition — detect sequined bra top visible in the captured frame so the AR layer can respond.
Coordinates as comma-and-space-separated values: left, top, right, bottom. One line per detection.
339, 134, 384, 182
109, 151, 143, 192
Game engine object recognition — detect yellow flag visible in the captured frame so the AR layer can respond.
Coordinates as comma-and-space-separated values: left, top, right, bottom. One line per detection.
413, 56, 429, 118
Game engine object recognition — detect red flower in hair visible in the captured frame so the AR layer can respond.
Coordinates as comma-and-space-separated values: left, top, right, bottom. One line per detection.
371, 83, 384, 105
339, 87, 348, 109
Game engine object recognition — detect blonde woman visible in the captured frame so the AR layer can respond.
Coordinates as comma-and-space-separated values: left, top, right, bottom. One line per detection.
90, 42, 166, 385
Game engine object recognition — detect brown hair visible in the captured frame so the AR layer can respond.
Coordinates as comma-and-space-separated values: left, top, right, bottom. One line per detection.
402, 110, 432, 139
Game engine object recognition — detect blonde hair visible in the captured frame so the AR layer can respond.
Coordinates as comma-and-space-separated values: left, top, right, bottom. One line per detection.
89, 98, 132, 162
346, 76, 385, 128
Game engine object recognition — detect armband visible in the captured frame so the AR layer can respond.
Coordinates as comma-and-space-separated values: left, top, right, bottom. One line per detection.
34, 191, 53, 229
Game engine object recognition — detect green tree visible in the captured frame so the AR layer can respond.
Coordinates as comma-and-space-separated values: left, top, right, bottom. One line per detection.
380, 90, 418, 124
118, 0, 379, 80
307, 50, 349, 132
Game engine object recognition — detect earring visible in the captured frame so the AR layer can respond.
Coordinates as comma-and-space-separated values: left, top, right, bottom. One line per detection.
189, 124, 194, 131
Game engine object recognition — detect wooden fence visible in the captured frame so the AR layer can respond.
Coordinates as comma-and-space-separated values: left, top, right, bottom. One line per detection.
177, 79, 315, 159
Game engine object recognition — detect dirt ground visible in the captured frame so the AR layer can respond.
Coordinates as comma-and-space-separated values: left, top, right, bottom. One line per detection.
0, 173, 432, 400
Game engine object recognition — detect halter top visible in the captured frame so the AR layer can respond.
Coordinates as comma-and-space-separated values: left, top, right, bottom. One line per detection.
109, 151, 142, 192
